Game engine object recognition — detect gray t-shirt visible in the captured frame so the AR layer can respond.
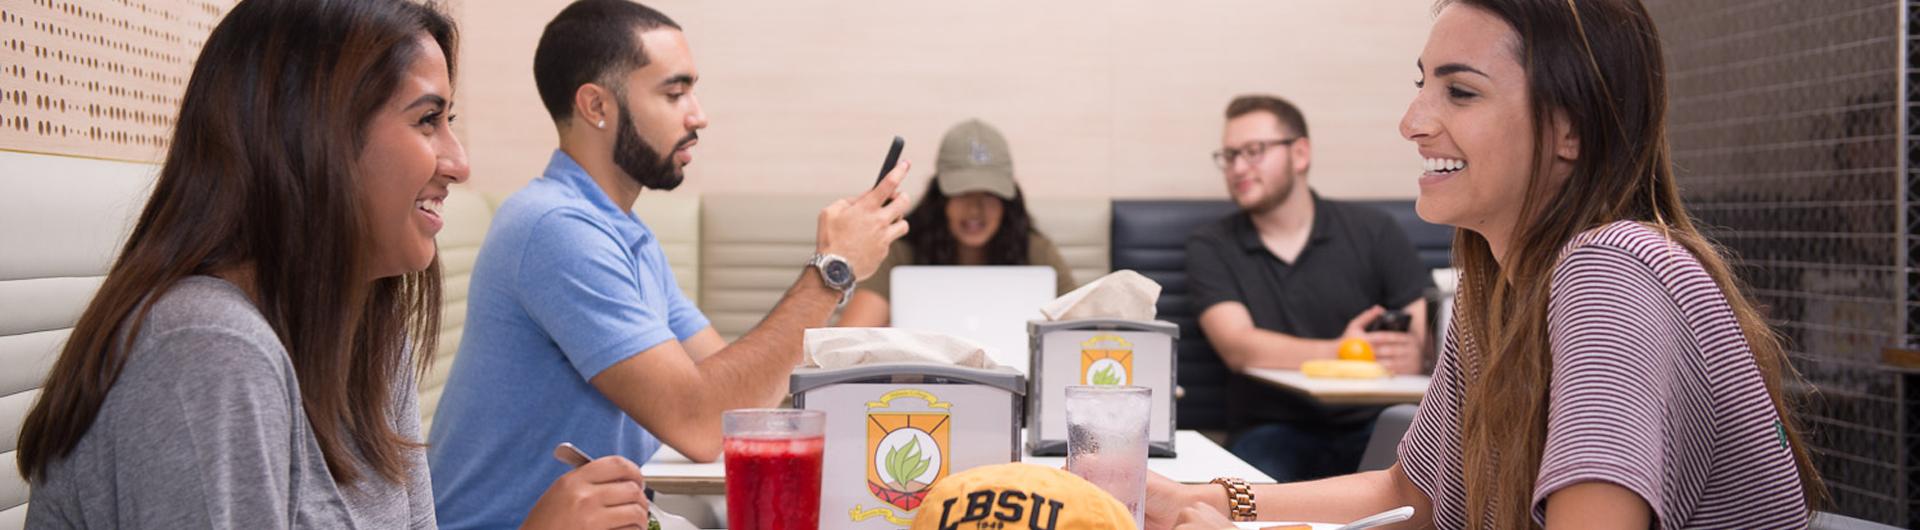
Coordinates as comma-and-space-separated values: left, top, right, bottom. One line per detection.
26, 276, 434, 528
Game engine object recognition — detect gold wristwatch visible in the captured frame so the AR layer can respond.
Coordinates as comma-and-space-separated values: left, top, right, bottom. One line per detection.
1210, 477, 1257, 521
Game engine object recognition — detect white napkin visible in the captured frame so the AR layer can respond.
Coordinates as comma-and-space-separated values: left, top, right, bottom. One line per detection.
803, 327, 1000, 369
1040, 269, 1162, 321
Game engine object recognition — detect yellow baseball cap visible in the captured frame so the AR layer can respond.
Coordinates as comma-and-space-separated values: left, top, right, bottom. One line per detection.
910, 463, 1136, 530
934, 119, 1019, 200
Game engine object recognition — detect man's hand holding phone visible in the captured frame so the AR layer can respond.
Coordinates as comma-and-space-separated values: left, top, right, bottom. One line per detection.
1343, 306, 1421, 375
818, 136, 911, 281
874, 135, 904, 188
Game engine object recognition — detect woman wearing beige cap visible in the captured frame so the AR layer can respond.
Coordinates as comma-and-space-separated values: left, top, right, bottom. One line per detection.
838, 119, 1077, 327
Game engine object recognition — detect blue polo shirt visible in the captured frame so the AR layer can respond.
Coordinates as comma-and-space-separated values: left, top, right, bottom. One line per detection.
427, 150, 709, 529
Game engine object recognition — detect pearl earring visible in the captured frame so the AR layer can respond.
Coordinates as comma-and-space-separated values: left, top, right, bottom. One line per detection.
596, 119, 607, 129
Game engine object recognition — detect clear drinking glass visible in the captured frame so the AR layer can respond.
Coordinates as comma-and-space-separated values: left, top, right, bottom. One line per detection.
723, 409, 826, 530
1065, 385, 1151, 528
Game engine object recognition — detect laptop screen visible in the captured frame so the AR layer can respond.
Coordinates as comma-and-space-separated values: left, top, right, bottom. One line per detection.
888, 265, 1056, 373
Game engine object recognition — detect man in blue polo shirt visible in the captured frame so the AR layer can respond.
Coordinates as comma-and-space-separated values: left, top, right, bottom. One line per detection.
426, 1, 912, 527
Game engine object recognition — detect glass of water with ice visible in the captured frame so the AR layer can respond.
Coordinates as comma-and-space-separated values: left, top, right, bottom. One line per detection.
1065, 385, 1151, 528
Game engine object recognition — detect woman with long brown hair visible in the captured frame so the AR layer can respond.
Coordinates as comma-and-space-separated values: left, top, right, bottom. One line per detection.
16, 0, 649, 527
1148, 0, 1823, 528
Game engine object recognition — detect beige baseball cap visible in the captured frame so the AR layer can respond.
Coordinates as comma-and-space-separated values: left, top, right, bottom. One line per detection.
910, 463, 1137, 530
935, 119, 1018, 200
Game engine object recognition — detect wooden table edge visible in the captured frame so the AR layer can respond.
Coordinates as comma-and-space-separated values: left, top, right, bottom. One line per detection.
647, 476, 726, 496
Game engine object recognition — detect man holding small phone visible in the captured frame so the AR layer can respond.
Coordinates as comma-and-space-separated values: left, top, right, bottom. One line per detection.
1186, 94, 1434, 483
425, 2, 911, 527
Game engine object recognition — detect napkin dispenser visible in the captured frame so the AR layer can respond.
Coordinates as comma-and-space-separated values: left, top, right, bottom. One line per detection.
1025, 319, 1179, 457
790, 363, 1025, 529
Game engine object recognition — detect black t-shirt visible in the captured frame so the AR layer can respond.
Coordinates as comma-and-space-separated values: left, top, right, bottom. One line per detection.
1185, 193, 1433, 428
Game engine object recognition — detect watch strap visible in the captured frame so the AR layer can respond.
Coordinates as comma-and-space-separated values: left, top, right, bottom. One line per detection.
805, 253, 854, 307
1210, 477, 1257, 521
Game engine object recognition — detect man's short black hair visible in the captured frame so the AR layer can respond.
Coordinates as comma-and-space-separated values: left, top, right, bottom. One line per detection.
532, 0, 681, 123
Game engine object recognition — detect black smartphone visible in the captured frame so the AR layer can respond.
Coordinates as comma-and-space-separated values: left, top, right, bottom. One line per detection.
874, 135, 904, 187
1366, 309, 1412, 333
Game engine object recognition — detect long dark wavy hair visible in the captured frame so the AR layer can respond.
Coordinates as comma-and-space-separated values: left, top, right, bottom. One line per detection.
1436, 0, 1823, 527
17, 0, 456, 486
902, 179, 1036, 265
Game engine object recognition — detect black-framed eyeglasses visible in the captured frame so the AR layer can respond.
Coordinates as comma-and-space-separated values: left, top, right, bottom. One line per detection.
1211, 138, 1301, 170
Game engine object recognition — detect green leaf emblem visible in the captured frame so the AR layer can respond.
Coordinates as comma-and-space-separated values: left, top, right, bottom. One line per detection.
884, 436, 933, 490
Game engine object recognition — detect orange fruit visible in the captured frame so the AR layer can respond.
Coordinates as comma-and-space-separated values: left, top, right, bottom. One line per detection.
1336, 338, 1375, 361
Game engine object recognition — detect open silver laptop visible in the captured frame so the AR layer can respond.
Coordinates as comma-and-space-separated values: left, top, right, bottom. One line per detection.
889, 265, 1056, 373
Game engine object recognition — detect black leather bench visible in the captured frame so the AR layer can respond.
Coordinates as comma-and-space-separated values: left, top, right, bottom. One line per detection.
1110, 200, 1243, 430
1110, 199, 1450, 431
1353, 200, 1453, 271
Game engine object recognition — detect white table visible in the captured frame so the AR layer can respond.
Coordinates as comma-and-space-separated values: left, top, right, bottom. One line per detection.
640, 429, 1273, 495
1024, 430, 1273, 484
1245, 368, 1430, 406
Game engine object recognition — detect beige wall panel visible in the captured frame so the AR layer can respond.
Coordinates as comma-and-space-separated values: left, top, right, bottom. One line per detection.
0, 329, 63, 398
456, 1, 1436, 201
0, 0, 236, 162
0, 149, 155, 281
1107, 0, 1435, 199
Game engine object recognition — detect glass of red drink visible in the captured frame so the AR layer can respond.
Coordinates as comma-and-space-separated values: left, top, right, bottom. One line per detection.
723, 408, 826, 530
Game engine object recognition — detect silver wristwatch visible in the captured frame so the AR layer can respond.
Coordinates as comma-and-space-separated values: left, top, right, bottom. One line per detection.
806, 253, 855, 307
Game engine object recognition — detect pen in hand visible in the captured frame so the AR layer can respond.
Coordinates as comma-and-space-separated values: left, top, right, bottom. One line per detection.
552, 443, 660, 530
553, 442, 594, 468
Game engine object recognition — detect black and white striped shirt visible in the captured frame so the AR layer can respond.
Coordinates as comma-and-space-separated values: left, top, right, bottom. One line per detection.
1398, 221, 1809, 528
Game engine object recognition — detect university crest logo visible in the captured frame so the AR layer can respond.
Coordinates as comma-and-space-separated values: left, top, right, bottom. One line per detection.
849, 389, 952, 525
1079, 335, 1133, 386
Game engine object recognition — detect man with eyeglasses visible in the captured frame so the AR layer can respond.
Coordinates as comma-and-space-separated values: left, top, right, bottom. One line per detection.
1184, 94, 1433, 482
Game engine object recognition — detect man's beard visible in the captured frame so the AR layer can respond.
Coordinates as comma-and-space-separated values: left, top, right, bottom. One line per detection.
613, 102, 696, 191
1239, 167, 1295, 215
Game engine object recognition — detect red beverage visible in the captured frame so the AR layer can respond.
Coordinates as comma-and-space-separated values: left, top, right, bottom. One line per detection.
724, 435, 825, 530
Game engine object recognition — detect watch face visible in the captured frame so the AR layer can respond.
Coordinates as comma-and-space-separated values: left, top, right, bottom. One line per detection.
825, 260, 853, 285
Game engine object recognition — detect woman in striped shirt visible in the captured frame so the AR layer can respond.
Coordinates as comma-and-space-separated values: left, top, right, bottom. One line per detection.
1149, 0, 1824, 528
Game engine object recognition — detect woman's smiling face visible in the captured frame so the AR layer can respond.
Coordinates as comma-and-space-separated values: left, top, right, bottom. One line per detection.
358, 34, 470, 280
1400, 4, 1546, 239
945, 191, 1005, 250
